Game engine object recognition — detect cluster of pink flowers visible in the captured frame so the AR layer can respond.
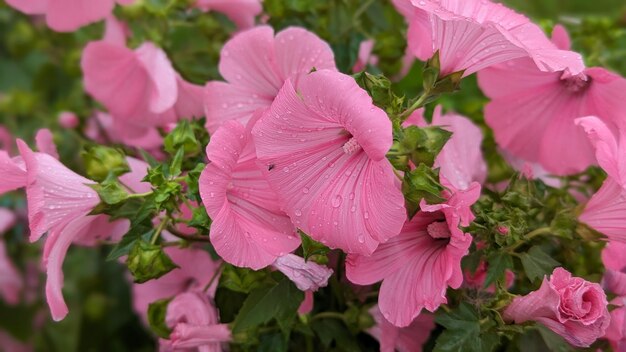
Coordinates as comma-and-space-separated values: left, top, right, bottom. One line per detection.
3, 0, 626, 350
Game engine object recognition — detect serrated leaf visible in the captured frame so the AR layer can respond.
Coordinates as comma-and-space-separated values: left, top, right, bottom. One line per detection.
299, 231, 330, 260
147, 298, 172, 339
484, 252, 513, 288
520, 246, 560, 282
434, 303, 499, 352
126, 240, 179, 283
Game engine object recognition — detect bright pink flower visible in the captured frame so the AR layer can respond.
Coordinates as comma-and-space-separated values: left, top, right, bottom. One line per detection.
577, 116, 626, 188
163, 291, 231, 352
352, 39, 378, 72
199, 120, 300, 270
367, 305, 434, 352
478, 26, 626, 175
35, 128, 59, 160
204, 26, 337, 133
253, 70, 406, 255
346, 210, 472, 327
604, 299, 626, 351
132, 247, 220, 324
0, 241, 23, 305
194, 0, 262, 29
5, 0, 134, 32
397, 1, 584, 77
504, 267, 610, 348
272, 254, 333, 291
602, 241, 626, 296
58, 111, 79, 129
406, 107, 487, 190
579, 178, 626, 243
464, 260, 515, 293
0, 208, 16, 234
420, 179, 481, 228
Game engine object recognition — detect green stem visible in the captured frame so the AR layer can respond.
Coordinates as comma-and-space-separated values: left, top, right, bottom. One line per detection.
503, 227, 553, 253
126, 191, 153, 199
166, 226, 212, 243
151, 217, 170, 245
310, 312, 346, 322
204, 262, 224, 292
398, 88, 431, 121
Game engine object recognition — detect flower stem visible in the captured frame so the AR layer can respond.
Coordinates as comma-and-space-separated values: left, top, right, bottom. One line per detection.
151, 216, 170, 245
310, 312, 346, 322
398, 88, 431, 122
503, 227, 553, 253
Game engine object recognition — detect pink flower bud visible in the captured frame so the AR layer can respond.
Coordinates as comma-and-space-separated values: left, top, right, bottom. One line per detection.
58, 111, 79, 129
497, 225, 509, 235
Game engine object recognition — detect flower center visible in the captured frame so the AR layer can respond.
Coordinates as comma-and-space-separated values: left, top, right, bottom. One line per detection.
427, 221, 451, 239
560, 72, 590, 93
342, 137, 362, 154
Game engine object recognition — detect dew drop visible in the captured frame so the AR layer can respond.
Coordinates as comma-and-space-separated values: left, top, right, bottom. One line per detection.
295, 209, 302, 216
357, 234, 365, 243
332, 195, 343, 208
302, 187, 310, 194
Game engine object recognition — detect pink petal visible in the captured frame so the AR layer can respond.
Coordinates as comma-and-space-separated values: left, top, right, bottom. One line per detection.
195, 0, 262, 29
119, 157, 152, 194
170, 323, 231, 350
5, 0, 47, 14
200, 120, 300, 269
367, 305, 434, 352
576, 116, 626, 188
134, 43, 178, 114
352, 39, 375, 72
46, 0, 115, 32
252, 71, 405, 255
580, 178, 626, 243
35, 128, 59, 159
551, 24, 571, 51
273, 27, 337, 81
166, 291, 218, 328
204, 82, 272, 133
0, 240, 23, 305
58, 111, 79, 129
298, 291, 314, 314
72, 215, 129, 246
174, 77, 205, 119
0, 208, 16, 234
272, 254, 333, 291
103, 15, 128, 46
17, 139, 99, 242
0, 330, 32, 352
0, 151, 27, 195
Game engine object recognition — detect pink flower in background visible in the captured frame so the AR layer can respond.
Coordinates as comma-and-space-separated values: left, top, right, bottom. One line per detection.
396, 0, 584, 77
273, 254, 333, 291
504, 267, 610, 348
346, 210, 472, 327
132, 247, 220, 324
204, 26, 337, 133
4, 0, 135, 32
0, 150, 26, 195
253, 70, 406, 256
478, 26, 626, 175
464, 261, 515, 293
579, 178, 626, 243
199, 119, 300, 270
84, 112, 164, 152
0, 330, 32, 352
0, 241, 23, 305
405, 107, 487, 190
577, 116, 626, 188
352, 39, 378, 72
163, 291, 231, 352
0, 208, 16, 234
604, 298, 626, 351
367, 305, 434, 352
602, 241, 626, 296
57, 111, 79, 129
298, 291, 314, 315
34, 129, 59, 160
195, 0, 262, 29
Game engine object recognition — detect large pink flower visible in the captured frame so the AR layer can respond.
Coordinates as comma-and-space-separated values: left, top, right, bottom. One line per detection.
396, 0, 584, 77
346, 210, 472, 327
504, 267, 610, 348
5, 0, 135, 32
163, 290, 231, 352
252, 70, 406, 255
204, 26, 337, 133
195, 0, 262, 29
367, 305, 434, 352
199, 120, 300, 270
132, 247, 220, 325
477, 26, 626, 175
602, 241, 626, 296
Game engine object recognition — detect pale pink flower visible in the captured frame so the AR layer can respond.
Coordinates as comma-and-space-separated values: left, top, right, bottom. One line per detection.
272, 254, 333, 291
252, 70, 406, 255
577, 116, 626, 188
604, 298, 626, 351
199, 119, 300, 270
5, 0, 135, 32
298, 291, 314, 315
352, 39, 378, 72
132, 247, 220, 325
0, 150, 26, 195
504, 267, 610, 348
204, 26, 337, 133
478, 26, 626, 175
58, 111, 79, 129
0, 125, 13, 152
405, 107, 487, 190
396, 0, 584, 77
346, 210, 472, 327
85, 111, 164, 151
602, 241, 626, 296
367, 305, 434, 352
35, 128, 59, 160
0, 241, 23, 305
194, 0, 262, 29
464, 260, 515, 293
119, 157, 152, 194
579, 178, 626, 243
162, 290, 231, 352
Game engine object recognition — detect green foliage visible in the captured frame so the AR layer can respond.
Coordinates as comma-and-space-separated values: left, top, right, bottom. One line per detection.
147, 298, 173, 339
434, 303, 500, 352
82, 145, 131, 182
126, 240, 179, 283
402, 164, 445, 218
520, 246, 561, 282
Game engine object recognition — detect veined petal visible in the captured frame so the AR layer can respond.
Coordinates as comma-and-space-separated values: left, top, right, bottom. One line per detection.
46, 0, 114, 32
576, 116, 626, 187
0, 151, 26, 195
204, 81, 272, 133
273, 27, 337, 81
273, 254, 333, 291
580, 178, 626, 243
134, 43, 178, 114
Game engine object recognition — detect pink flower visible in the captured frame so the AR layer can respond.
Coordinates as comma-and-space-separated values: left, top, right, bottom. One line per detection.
0, 241, 23, 305
464, 261, 515, 293
477, 26, 626, 175
577, 116, 626, 188
0, 330, 32, 352
58, 111, 79, 129
199, 119, 300, 270
405, 107, 487, 190
602, 241, 626, 296
346, 210, 472, 327
504, 267, 610, 348
204, 26, 337, 133
272, 254, 333, 291
5, 0, 135, 32
352, 39, 378, 73
132, 247, 220, 325
85, 111, 164, 152
397, 1, 584, 77
0, 208, 16, 234
163, 291, 231, 352
0, 150, 26, 195
579, 178, 626, 243
298, 291, 314, 315
35, 128, 59, 160
367, 305, 434, 352
604, 299, 626, 351
194, 0, 262, 29
252, 70, 406, 255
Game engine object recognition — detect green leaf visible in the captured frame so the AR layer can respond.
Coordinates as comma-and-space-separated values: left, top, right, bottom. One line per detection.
126, 240, 179, 283
299, 231, 330, 261
402, 164, 445, 218
147, 298, 172, 339
232, 278, 304, 333
484, 252, 513, 288
89, 179, 129, 205
520, 246, 560, 282
169, 147, 185, 178
352, 71, 395, 109
435, 303, 499, 352
219, 264, 271, 294
311, 319, 360, 352
81, 145, 130, 182
164, 120, 199, 156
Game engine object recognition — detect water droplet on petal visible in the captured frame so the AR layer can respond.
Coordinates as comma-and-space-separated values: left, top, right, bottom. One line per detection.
332, 195, 343, 208
357, 234, 365, 243
295, 209, 302, 216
